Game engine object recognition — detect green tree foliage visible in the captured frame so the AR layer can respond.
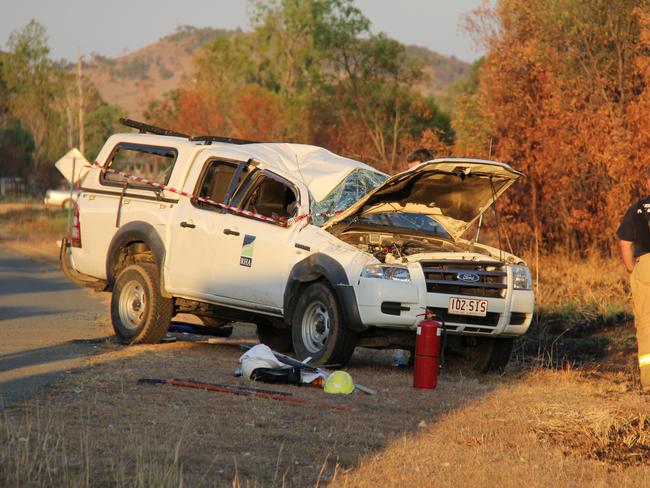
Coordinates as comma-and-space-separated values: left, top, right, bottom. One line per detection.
85, 104, 125, 161
2, 20, 62, 169
0, 53, 9, 125
0, 20, 123, 189
0, 118, 34, 179
180, 0, 454, 172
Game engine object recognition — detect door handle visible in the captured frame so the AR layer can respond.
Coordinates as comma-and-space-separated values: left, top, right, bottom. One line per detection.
223, 228, 240, 236
180, 221, 196, 229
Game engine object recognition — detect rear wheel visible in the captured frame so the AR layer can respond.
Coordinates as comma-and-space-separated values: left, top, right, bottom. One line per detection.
445, 337, 514, 374
111, 263, 172, 344
292, 281, 357, 366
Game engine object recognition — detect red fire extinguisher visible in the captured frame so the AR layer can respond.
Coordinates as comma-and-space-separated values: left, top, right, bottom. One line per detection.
413, 314, 442, 389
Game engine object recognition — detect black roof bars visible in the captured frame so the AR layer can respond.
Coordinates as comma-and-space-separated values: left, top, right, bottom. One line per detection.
120, 118, 260, 145
120, 118, 190, 138
189, 135, 261, 145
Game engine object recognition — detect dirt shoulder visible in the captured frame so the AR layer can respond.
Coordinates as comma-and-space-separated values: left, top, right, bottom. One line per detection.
2, 336, 648, 487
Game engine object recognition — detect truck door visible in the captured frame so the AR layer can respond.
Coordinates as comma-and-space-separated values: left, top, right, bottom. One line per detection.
164, 157, 249, 299
215, 171, 303, 310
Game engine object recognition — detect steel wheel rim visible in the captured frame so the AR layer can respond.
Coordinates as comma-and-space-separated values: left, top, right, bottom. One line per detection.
118, 280, 146, 330
301, 301, 330, 353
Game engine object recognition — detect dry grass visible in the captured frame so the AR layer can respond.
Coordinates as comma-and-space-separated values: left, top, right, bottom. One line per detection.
512, 251, 636, 370
0, 202, 68, 261
1, 333, 647, 487
529, 251, 629, 313
0, 333, 500, 486
333, 369, 649, 488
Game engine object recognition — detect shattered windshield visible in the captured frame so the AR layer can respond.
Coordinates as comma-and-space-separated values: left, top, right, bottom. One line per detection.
311, 169, 387, 225
351, 213, 450, 239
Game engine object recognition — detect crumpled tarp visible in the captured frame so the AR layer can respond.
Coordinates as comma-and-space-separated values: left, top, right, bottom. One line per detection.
239, 344, 325, 384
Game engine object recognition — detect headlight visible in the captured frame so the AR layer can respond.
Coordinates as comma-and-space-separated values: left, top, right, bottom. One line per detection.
361, 264, 411, 282
512, 265, 532, 290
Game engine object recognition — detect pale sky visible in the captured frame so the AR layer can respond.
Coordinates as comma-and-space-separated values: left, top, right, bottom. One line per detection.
0, 0, 484, 62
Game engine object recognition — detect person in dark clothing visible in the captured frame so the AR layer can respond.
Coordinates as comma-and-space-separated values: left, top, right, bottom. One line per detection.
616, 167, 650, 392
406, 148, 433, 170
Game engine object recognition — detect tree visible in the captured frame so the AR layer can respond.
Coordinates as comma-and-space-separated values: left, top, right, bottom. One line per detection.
85, 104, 125, 161
457, 0, 650, 254
0, 118, 34, 180
187, 0, 454, 172
3, 21, 63, 171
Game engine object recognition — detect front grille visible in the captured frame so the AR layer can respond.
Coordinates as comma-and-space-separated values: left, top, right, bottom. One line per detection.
427, 307, 500, 328
420, 259, 507, 298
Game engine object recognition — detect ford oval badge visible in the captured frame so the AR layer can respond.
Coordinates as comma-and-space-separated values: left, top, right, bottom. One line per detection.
457, 272, 480, 283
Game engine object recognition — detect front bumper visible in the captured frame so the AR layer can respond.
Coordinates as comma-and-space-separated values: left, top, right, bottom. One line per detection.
354, 263, 534, 337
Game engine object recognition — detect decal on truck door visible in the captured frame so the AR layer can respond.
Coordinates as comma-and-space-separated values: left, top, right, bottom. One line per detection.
240, 234, 256, 267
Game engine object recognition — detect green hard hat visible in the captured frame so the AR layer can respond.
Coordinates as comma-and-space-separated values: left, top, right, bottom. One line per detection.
324, 371, 355, 395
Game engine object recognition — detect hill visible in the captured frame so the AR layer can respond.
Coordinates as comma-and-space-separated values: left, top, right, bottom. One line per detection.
84, 26, 470, 120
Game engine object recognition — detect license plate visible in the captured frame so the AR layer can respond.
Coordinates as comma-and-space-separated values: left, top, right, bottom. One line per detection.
448, 297, 488, 317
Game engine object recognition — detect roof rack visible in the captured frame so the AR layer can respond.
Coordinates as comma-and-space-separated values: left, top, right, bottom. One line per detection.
189, 135, 260, 145
119, 118, 260, 145
120, 118, 190, 138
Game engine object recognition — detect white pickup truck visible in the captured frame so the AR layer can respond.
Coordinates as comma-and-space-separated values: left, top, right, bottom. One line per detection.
61, 120, 534, 371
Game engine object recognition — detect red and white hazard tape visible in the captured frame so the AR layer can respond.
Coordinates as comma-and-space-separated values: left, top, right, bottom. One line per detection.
86, 162, 343, 227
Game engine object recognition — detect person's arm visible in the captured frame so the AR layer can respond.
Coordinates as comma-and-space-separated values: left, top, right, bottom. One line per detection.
618, 237, 635, 273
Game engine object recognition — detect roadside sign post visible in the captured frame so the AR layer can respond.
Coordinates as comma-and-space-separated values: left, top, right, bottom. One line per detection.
67, 157, 76, 229
54, 148, 89, 230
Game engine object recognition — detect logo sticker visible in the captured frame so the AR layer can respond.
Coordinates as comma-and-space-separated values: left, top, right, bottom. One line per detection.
457, 272, 480, 283
240, 234, 256, 267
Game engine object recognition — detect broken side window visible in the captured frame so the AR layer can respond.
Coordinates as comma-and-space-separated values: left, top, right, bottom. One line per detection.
103, 143, 177, 188
193, 160, 243, 209
238, 173, 298, 222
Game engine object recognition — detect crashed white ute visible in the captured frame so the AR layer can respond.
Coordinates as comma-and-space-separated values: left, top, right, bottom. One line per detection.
61, 125, 534, 372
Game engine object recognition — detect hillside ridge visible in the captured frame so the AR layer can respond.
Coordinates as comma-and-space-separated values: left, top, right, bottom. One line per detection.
84, 26, 470, 119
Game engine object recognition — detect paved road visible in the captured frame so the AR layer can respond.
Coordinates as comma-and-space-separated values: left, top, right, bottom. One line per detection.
0, 246, 110, 407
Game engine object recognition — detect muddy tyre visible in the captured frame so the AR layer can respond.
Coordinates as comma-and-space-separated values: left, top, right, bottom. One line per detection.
111, 263, 172, 344
256, 320, 292, 352
446, 337, 514, 374
292, 281, 357, 366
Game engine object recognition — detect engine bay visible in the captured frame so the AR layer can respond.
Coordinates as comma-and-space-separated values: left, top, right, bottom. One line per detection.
338, 230, 481, 263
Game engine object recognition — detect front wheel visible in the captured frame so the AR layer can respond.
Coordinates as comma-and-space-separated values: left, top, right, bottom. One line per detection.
446, 337, 514, 374
291, 281, 357, 366
111, 263, 172, 344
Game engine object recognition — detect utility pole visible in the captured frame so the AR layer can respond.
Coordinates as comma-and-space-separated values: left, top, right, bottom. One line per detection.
77, 48, 85, 158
